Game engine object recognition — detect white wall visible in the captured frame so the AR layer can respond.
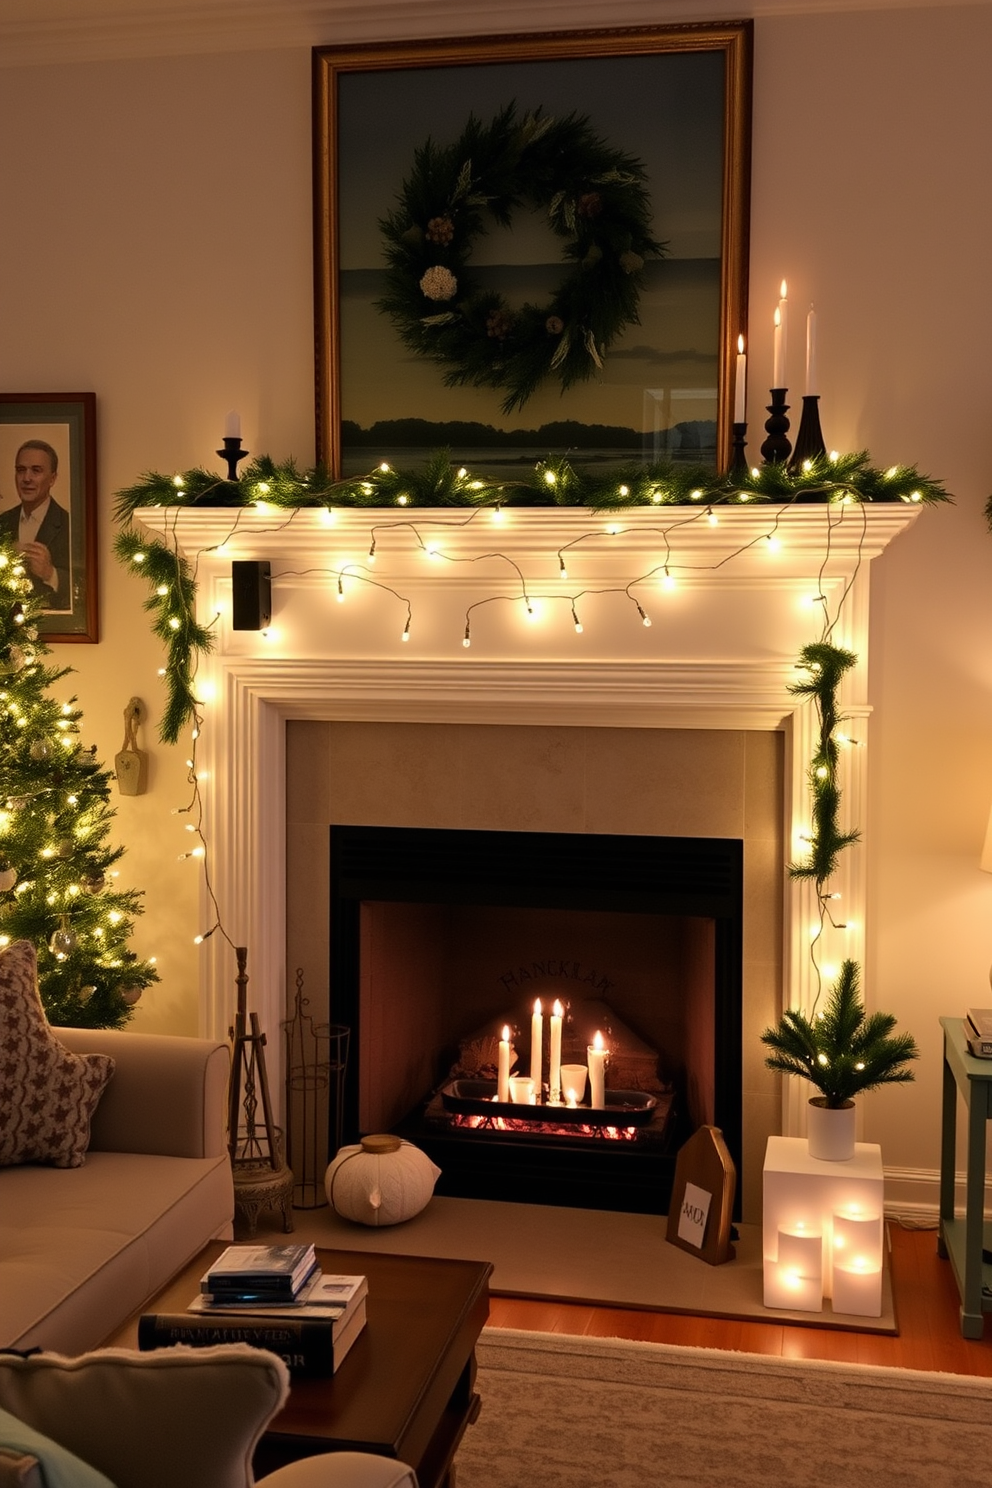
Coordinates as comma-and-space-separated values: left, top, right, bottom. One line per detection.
1, 5, 990, 1196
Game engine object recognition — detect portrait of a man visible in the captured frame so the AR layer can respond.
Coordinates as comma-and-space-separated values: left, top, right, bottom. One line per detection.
0, 438, 72, 611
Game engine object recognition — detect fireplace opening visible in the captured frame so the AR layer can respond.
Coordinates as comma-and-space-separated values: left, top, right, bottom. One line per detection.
329, 825, 743, 1215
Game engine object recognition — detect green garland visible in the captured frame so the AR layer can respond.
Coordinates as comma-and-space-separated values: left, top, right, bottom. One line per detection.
377, 105, 665, 413
787, 641, 861, 887
114, 448, 951, 523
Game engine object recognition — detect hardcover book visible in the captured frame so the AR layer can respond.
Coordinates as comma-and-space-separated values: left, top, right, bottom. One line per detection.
138, 1297, 367, 1377
189, 1273, 368, 1320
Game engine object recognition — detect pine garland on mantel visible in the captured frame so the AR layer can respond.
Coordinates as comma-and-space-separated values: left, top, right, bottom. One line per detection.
113, 447, 950, 522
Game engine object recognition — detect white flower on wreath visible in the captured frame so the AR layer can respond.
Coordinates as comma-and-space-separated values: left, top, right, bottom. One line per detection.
419, 265, 458, 301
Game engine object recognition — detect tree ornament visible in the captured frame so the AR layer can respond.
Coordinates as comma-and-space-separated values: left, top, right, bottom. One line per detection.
8, 796, 30, 812
56, 839, 75, 859
8, 645, 26, 671
49, 922, 79, 958
378, 103, 665, 413
80, 872, 106, 894
29, 739, 51, 761
120, 984, 143, 1006
78, 985, 96, 1004
0, 867, 16, 892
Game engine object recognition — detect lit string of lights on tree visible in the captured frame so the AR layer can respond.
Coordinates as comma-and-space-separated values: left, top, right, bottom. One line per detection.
114, 447, 949, 955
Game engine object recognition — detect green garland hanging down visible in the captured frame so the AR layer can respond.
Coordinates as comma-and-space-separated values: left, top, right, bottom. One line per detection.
376, 104, 666, 413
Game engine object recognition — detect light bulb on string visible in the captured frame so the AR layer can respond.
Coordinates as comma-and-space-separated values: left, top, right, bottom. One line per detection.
571, 605, 583, 635
635, 602, 651, 628
462, 622, 471, 649
401, 615, 411, 643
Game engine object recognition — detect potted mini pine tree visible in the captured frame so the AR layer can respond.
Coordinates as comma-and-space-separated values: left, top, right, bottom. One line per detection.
761, 960, 919, 1160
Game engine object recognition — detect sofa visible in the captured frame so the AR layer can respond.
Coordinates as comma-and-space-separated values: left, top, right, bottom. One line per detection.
0, 1025, 234, 1353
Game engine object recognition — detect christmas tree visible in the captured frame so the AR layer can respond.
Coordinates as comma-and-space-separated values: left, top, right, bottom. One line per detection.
0, 537, 159, 1028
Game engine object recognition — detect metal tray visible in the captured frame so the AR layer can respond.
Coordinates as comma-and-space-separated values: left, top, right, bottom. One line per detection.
440, 1078, 658, 1127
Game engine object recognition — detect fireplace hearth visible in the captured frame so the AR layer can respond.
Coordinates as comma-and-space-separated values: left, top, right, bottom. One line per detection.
330, 823, 743, 1215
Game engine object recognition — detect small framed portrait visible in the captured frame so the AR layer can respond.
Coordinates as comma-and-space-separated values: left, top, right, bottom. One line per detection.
0, 393, 98, 643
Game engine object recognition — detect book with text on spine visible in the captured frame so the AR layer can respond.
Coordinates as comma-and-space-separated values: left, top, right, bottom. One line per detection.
138, 1297, 366, 1377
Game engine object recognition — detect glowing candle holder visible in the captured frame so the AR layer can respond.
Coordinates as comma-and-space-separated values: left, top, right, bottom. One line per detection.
832, 1256, 882, 1316
560, 1065, 587, 1105
763, 1222, 823, 1312
508, 1075, 535, 1105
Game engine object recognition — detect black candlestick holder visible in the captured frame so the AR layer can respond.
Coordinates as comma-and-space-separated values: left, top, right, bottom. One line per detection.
787, 395, 827, 471
760, 389, 791, 465
217, 435, 249, 481
727, 422, 749, 483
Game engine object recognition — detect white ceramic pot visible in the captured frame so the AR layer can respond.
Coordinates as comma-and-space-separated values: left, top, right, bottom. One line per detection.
806, 1097, 856, 1161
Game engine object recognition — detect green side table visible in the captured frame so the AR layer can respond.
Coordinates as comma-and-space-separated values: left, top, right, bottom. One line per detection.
938, 1016, 992, 1338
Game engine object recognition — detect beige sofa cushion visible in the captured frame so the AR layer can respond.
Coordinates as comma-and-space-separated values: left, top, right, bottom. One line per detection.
0, 1150, 232, 1351
0, 1345, 289, 1488
0, 942, 114, 1169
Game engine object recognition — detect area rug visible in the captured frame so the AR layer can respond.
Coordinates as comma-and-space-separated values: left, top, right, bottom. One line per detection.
455, 1329, 992, 1488
250, 1195, 897, 1333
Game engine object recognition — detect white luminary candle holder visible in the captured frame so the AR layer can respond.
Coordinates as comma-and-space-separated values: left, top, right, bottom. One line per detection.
560, 1065, 587, 1105
831, 1207, 883, 1315
508, 1075, 535, 1105
763, 1222, 823, 1312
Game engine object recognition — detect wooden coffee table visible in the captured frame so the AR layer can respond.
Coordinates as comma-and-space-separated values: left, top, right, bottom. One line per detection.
103, 1241, 492, 1488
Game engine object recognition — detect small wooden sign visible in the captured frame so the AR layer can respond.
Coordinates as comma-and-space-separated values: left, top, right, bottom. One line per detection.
665, 1125, 736, 1266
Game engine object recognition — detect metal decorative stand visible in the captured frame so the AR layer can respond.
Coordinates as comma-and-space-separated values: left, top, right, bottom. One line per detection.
282, 969, 350, 1209
228, 945, 295, 1234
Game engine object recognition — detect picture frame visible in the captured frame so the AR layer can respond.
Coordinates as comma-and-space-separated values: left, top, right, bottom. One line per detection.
0, 393, 98, 643
314, 22, 752, 479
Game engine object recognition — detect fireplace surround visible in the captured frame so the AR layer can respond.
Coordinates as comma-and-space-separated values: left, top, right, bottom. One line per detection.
137, 502, 919, 1220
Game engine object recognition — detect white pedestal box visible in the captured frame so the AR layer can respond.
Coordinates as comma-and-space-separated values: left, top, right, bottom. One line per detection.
762, 1135, 884, 1317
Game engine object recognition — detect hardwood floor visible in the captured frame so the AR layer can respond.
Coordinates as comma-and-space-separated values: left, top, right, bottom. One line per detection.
486, 1221, 992, 1377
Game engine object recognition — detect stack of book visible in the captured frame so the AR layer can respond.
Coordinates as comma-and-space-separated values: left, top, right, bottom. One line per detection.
138, 1244, 368, 1377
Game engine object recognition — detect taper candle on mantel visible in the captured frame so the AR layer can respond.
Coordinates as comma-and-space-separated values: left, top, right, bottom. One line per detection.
788, 302, 827, 470
734, 334, 747, 422
772, 280, 788, 388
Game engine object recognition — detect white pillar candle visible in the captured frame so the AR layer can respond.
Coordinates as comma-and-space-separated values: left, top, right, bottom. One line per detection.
773, 279, 788, 388
560, 1064, 587, 1105
831, 1208, 882, 1289
497, 1025, 511, 1104
549, 1000, 563, 1103
530, 998, 543, 1095
224, 410, 241, 439
805, 304, 818, 395
587, 1030, 607, 1107
832, 1258, 882, 1316
763, 1262, 824, 1312
734, 334, 747, 422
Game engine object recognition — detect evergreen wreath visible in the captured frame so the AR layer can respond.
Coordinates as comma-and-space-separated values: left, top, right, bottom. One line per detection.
377, 104, 666, 414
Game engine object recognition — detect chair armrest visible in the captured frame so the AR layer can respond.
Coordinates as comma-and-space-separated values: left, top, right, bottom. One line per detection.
260, 1454, 418, 1488
56, 1028, 230, 1159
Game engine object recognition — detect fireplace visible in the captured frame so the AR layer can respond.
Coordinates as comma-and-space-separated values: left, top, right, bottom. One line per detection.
330, 823, 742, 1214
136, 502, 919, 1222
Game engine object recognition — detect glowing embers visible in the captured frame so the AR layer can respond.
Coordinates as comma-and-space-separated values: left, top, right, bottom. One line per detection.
450, 1112, 639, 1141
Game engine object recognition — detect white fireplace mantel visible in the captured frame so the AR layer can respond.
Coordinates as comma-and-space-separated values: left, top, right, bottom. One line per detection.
136, 501, 920, 1133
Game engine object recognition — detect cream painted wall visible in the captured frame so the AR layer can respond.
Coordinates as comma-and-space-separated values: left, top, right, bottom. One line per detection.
1, 6, 990, 1194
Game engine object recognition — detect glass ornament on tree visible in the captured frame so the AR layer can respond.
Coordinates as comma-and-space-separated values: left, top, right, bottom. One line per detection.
0, 538, 159, 1028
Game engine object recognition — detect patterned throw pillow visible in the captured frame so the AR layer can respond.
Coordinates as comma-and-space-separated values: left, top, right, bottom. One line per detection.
0, 941, 114, 1168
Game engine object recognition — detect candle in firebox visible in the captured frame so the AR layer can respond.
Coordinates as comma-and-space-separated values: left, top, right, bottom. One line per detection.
549, 1000, 563, 1103
587, 1029, 607, 1107
530, 998, 543, 1095
497, 1025, 511, 1103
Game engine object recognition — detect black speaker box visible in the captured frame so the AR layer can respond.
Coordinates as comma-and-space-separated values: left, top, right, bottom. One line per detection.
232, 560, 272, 630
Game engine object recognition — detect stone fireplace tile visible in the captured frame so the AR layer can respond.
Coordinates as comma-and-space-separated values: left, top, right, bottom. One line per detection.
286, 721, 332, 823
456, 724, 586, 832
582, 727, 747, 837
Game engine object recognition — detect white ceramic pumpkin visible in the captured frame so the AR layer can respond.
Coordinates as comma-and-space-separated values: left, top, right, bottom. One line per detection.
324, 1133, 441, 1226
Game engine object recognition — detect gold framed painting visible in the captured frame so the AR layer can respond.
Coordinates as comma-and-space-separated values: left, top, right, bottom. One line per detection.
314, 22, 752, 480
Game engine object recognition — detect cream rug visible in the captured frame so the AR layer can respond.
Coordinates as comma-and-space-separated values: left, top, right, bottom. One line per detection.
250, 1196, 897, 1333
456, 1329, 992, 1488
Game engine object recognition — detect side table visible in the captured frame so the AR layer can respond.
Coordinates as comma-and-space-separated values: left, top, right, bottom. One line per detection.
938, 1016, 992, 1338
